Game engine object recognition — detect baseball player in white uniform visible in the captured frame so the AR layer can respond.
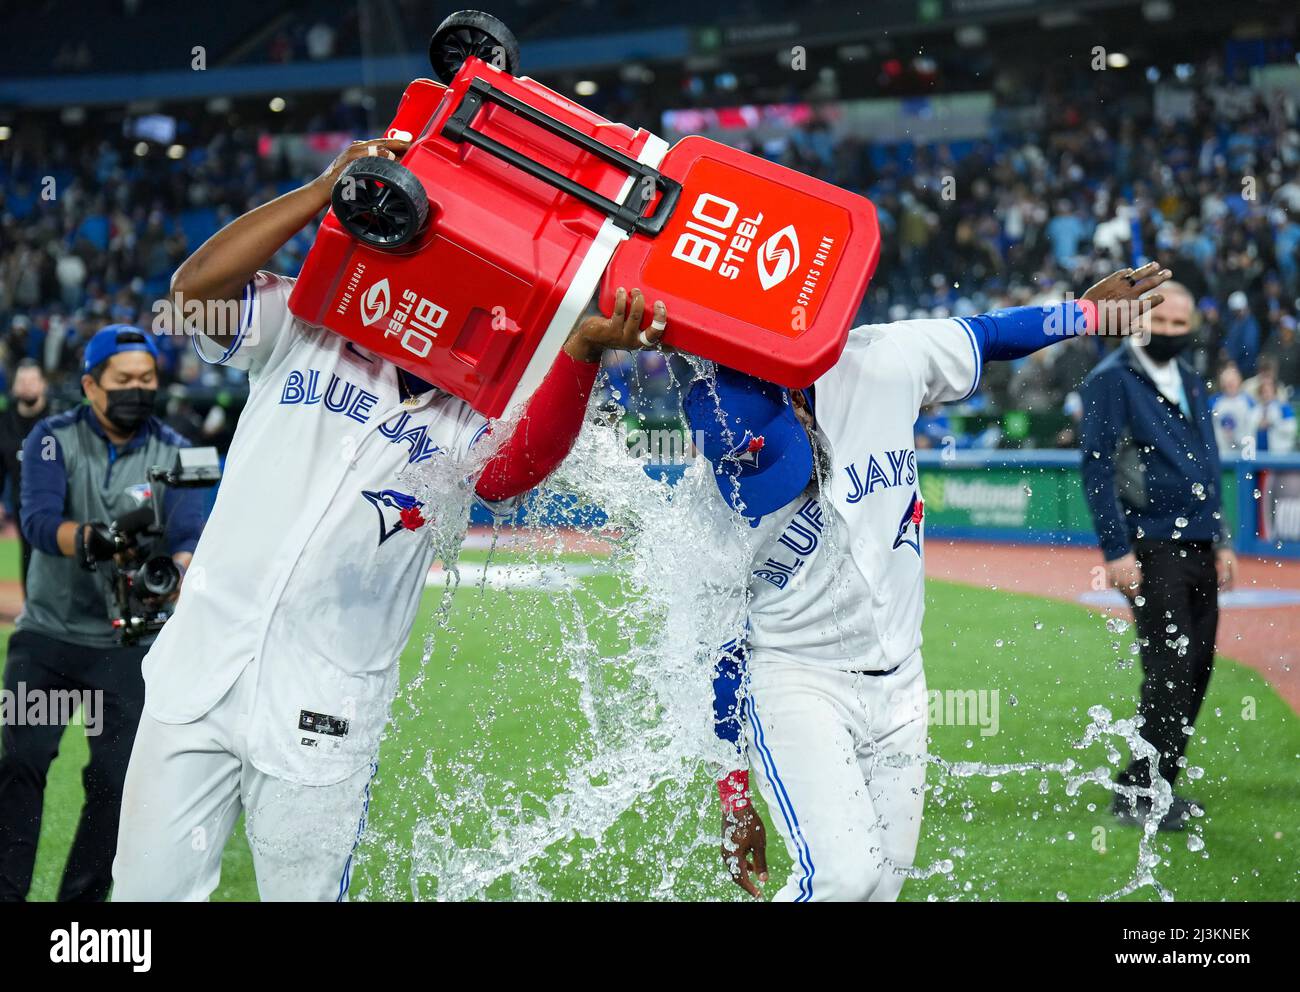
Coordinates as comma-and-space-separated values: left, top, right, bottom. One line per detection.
111, 137, 666, 901
687, 263, 1172, 902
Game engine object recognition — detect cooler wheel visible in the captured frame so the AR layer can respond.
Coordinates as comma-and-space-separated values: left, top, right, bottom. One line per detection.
331, 157, 429, 249
428, 10, 521, 83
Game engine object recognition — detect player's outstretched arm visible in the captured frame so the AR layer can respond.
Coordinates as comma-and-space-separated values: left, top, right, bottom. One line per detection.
169, 138, 409, 349
866, 262, 1173, 414
966, 261, 1173, 361
474, 289, 665, 502
1078, 261, 1171, 336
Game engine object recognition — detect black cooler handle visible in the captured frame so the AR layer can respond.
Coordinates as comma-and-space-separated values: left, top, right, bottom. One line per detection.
442, 77, 681, 236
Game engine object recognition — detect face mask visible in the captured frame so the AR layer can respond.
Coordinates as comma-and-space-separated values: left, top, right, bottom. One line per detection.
104, 388, 156, 432
1142, 333, 1191, 363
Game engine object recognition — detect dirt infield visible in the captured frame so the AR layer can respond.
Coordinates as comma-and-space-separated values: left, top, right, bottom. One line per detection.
924, 540, 1300, 714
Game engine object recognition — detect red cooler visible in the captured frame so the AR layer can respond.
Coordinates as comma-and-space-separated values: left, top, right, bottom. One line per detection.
288, 58, 676, 419
288, 19, 879, 418
601, 137, 879, 388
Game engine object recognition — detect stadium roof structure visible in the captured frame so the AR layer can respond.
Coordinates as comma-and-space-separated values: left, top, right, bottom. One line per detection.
0, 0, 1291, 108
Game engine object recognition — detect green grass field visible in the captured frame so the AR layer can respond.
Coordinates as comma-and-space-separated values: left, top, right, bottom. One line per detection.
13, 540, 1299, 902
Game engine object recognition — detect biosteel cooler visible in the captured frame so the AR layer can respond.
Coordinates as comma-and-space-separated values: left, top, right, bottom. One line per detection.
288, 56, 879, 419
601, 136, 879, 390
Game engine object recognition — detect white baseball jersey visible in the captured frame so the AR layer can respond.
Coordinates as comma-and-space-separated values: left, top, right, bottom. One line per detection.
704, 317, 978, 902
143, 271, 498, 786
1211, 392, 1255, 453
719, 317, 981, 671
1250, 397, 1297, 453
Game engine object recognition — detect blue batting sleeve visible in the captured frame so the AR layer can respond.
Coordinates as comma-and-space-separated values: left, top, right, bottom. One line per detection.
712, 639, 747, 763
965, 302, 1091, 362
19, 421, 68, 556
162, 484, 207, 556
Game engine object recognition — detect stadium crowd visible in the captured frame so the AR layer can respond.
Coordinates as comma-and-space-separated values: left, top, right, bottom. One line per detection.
772, 55, 1300, 453
1, 50, 1298, 457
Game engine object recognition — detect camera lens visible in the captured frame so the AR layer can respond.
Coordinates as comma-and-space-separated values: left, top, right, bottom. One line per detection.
139, 556, 180, 598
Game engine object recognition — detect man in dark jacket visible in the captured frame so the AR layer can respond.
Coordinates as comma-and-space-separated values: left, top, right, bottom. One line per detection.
0, 360, 58, 592
0, 326, 206, 901
1079, 282, 1236, 832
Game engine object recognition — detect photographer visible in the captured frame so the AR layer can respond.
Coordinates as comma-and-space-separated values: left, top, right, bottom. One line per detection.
0, 325, 206, 902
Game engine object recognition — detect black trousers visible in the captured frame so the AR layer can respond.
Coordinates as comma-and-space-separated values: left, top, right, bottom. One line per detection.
0, 629, 147, 901
1120, 539, 1219, 790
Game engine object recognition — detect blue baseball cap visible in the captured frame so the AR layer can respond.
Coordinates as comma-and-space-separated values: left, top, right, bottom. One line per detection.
83, 324, 159, 375
684, 365, 813, 522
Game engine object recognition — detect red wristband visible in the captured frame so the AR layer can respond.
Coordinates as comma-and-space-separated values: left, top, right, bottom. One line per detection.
1077, 298, 1098, 335
717, 769, 751, 814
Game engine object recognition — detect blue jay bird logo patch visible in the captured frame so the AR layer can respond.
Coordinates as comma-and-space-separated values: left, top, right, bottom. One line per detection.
893, 491, 924, 555
724, 432, 766, 471
362, 489, 425, 546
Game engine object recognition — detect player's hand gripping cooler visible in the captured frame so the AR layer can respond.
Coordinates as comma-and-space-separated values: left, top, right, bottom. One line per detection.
287, 11, 880, 418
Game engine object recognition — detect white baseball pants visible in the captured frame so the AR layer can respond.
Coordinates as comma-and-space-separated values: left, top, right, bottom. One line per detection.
743, 650, 928, 902
111, 662, 376, 902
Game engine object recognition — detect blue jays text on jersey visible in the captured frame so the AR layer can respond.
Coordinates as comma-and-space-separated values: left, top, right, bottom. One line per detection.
843, 447, 917, 503
279, 368, 443, 464
753, 497, 824, 589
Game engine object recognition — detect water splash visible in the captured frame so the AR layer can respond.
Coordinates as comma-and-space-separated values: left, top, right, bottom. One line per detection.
910, 704, 1175, 901
359, 372, 770, 900
356, 374, 1190, 902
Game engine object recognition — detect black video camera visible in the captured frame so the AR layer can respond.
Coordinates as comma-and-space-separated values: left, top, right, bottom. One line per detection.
81, 447, 222, 644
